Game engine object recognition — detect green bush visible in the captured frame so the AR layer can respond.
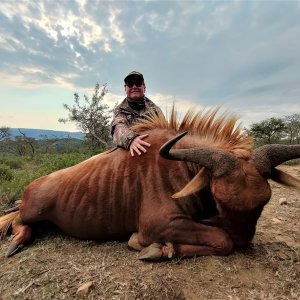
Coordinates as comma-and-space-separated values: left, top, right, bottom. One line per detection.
34, 153, 91, 175
0, 164, 14, 181
0, 157, 23, 169
0, 152, 95, 207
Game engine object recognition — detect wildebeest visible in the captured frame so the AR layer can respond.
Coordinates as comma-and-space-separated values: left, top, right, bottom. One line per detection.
0, 106, 299, 260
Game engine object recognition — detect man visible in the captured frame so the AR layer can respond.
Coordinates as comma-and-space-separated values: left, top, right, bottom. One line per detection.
111, 71, 164, 156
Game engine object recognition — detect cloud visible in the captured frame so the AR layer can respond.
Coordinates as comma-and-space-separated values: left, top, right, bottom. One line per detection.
0, 1, 128, 89
0, 0, 300, 131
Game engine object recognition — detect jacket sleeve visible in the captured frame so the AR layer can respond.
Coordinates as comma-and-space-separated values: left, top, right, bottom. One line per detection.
111, 109, 139, 150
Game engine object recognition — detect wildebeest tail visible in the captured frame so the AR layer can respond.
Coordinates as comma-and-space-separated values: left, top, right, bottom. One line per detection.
270, 168, 300, 188
0, 211, 19, 240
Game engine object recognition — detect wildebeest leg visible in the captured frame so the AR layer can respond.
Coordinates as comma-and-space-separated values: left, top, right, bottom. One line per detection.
137, 239, 233, 261
129, 230, 232, 260
128, 232, 175, 260
6, 214, 32, 257
138, 242, 176, 261
138, 242, 234, 260
138, 219, 234, 260
128, 232, 145, 251
175, 243, 232, 257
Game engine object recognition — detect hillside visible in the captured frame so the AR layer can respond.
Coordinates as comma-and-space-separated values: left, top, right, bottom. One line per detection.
9, 128, 84, 140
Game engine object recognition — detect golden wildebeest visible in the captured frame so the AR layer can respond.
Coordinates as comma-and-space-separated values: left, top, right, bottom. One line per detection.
0, 107, 299, 260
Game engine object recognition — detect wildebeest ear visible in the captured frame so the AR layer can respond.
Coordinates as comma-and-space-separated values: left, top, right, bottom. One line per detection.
172, 167, 209, 198
270, 168, 300, 188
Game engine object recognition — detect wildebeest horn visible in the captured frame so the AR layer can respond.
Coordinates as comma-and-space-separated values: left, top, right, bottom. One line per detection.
159, 132, 237, 177
159, 131, 189, 157
172, 167, 209, 198
252, 144, 300, 177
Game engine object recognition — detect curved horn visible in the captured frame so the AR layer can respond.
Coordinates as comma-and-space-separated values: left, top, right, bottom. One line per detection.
172, 167, 209, 198
252, 144, 300, 177
159, 131, 189, 159
159, 132, 237, 177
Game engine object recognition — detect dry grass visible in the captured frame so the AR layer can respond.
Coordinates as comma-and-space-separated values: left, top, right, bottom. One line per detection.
0, 165, 299, 300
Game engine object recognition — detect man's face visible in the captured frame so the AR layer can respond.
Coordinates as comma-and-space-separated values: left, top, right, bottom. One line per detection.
125, 77, 145, 100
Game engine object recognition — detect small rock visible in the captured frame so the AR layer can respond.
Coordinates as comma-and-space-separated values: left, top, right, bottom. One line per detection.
76, 281, 93, 296
294, 262, 300, 276
279, 198, 288, 205
272, 217, 282, 224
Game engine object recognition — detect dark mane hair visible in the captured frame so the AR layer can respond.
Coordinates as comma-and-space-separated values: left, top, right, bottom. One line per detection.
131, 105, 253, 158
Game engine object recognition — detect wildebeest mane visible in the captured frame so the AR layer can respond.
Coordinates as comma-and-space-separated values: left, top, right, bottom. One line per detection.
131, 105, 253, 158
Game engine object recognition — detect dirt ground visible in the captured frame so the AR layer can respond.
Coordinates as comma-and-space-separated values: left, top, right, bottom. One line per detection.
0, 165, 299, 300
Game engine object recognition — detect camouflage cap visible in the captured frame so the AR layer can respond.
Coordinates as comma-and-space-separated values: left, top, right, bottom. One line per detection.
124, 71, 144, 83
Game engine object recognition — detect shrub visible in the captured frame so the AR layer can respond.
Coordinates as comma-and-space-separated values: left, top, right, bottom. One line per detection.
0, 164, 14, 181
34, 153, 91, 176
0, 152, 93, 207
0, 157, 23, 169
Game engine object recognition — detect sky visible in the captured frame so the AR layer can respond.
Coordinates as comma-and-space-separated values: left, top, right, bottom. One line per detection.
0, 0, 300, 132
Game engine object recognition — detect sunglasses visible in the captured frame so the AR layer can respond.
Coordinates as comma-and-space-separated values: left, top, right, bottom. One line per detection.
125, 81, 143, 88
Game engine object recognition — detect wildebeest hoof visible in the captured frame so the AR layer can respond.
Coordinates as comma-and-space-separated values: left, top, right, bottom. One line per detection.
138, 242, 176, 261
138, 243, 163, 261
163, 242, 176, 259
6, 241, 24, 257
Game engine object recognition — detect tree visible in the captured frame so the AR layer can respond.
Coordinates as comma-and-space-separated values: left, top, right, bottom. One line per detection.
18, 130, 38, 158
0, 127, 38, 157
0, 126, 14, 155
59, 83, 111, 150
249, 117, 286, 145
284, 113, 300, 144
0, 126, 11, 141
38, 135, 60, 154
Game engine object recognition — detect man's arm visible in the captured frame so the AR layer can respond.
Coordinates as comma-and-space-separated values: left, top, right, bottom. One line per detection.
111, 111, 139, 150
111, 110, 151, 156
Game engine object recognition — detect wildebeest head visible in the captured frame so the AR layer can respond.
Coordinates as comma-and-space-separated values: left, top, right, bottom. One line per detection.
159, 131, 300, 246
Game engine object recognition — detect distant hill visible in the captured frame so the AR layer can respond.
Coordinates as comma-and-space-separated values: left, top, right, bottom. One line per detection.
9, 128, 84, 140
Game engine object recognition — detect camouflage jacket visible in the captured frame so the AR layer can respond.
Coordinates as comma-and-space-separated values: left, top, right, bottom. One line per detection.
111, 97, 164, 149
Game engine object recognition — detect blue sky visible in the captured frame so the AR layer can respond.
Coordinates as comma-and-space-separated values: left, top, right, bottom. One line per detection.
1, 0, 300, 131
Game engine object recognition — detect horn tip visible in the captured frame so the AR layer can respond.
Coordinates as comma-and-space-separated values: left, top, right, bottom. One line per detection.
171, 193, 181, 199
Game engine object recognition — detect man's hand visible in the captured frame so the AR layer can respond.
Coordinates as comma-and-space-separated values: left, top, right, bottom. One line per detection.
130, 134, 150, 156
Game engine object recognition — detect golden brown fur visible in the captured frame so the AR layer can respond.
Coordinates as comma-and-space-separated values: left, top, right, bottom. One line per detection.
132, 105, 253, 158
